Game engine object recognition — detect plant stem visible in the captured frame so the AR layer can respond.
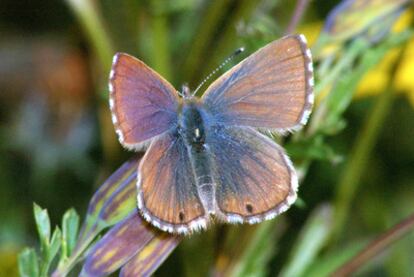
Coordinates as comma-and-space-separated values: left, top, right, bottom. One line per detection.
330, 41, 407, 244
200, 0, 260, 83
52, 228, 101, 277
332, 212, 414, 276
65, 0, 119, 163
182, 0, 233, 85
284, 0, 311, 35
65, 0, 114, 72
149, 0, 172, 81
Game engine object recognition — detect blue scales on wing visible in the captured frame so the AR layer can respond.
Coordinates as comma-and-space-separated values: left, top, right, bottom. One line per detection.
205, 126, 297, 223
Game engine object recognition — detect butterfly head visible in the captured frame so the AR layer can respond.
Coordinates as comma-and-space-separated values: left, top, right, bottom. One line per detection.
180, 84, 194, 100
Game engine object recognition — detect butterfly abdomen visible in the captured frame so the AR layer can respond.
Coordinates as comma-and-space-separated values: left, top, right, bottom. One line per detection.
180, 102, 216, 214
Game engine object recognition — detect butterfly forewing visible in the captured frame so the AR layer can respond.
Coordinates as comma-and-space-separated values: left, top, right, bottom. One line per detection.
137, 131, 208, 234
202, 35, 313, 132
207, 126, 297, 223
109, 53, 179, 149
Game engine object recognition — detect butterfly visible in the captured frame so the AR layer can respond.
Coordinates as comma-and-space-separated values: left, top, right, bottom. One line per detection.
108, 34, 314, 234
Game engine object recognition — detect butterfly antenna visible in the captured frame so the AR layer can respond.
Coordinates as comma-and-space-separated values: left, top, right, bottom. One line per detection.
192, 47, 245, 96
177, 90, 185, 98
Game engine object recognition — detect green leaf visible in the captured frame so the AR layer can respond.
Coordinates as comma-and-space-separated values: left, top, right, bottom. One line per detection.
33, 203, 51, 247
62, 208, 80, 258
279, 204, 332, 277
33, 204, 62, 276
310, 38, 369, 135
49, 227, 62, 264
329, 30, 413, 243
18, 248, 39, 277
65, 0, 114, 75
286, 135, 342, 163
311, 30, 412, 136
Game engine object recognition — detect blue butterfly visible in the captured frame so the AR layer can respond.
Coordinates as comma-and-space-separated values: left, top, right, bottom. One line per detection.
109, 34, 314, 234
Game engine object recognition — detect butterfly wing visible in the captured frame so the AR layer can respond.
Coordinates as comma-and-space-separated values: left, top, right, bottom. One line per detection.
206, 126, 297, 223
109, 53, 179, 150
137, 130, 208, 234
202, 35, 313, 132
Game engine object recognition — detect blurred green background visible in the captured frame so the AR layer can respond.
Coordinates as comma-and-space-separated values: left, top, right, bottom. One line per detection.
1, 0, 414, 276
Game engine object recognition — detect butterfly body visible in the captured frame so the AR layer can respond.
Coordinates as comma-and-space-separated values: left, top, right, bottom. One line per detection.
179, 100, 216, 214
109, 35, 314, 234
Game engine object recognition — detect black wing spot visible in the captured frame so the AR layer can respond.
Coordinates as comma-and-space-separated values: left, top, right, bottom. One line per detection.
246, 204, 254, 213
179, 211, 185, 222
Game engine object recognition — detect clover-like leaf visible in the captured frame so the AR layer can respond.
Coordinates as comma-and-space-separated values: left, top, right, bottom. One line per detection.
49, 227, 62, 265
61, 208, 79, 259
33, 203, 51, 250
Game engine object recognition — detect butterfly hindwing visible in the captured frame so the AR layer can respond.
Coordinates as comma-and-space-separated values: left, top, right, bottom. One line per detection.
202, 35, 313, 132
206, 126, 297, 223
109, 53, 179, 150
137, 130, 208, 234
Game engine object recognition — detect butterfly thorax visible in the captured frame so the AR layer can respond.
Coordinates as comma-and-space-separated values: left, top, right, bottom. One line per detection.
179, 101, 207, 151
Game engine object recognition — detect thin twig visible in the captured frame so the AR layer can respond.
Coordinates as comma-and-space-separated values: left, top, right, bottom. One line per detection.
285, 0, 311, 35
332, 212, 414, 276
